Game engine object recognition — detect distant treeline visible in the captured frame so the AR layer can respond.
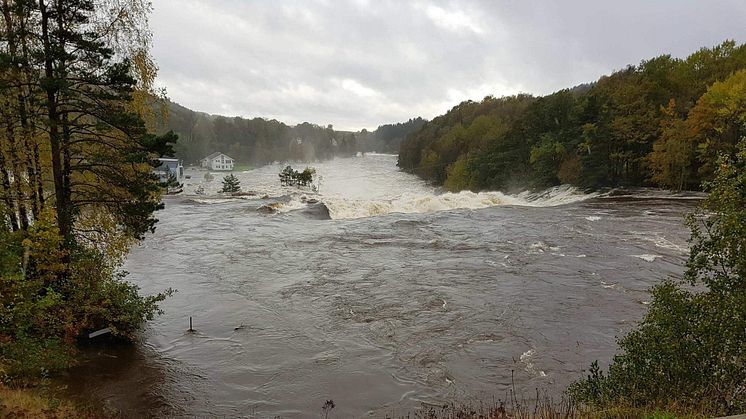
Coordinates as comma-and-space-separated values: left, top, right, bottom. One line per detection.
356, 117, 427, 153
161, 102, 426, 164
398, 40, 746, 192
160, 102, 357, 164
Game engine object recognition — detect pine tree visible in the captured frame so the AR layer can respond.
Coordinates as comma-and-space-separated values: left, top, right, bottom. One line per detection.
164, 170, 181, 194
221, 174, 240, 193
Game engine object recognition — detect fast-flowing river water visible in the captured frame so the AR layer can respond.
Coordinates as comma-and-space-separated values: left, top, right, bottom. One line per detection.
61, 154, 700, 418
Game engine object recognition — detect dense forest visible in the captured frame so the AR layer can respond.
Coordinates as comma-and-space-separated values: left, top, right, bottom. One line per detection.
356, 117, 427, 153
398, 40, 746, 192
161, 102, 427, 164
160, 102, 356, 165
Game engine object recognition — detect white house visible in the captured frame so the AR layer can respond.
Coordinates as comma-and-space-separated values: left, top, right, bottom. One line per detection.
201, 152, 235, 171
155, 158, 184, 184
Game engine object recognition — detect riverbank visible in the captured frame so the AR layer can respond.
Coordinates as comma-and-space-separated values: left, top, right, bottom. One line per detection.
0, 383, 102, 418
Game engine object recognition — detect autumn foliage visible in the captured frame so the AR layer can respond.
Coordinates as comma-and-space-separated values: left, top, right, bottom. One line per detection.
399, 41, 746, 193
0, 0, 175, 379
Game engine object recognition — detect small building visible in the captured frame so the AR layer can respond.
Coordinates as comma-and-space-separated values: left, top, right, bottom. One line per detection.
201, 152, 235, 171
155, 158, 184, 184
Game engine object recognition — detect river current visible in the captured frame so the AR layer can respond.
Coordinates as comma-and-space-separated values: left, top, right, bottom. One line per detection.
62, 154, 699, 418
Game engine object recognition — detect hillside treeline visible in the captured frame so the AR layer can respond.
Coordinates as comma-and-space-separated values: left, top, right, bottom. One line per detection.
398, 40, 746, 192
161, 102, 358, 165
164, 102, 428, 164
356, 117, 427, 153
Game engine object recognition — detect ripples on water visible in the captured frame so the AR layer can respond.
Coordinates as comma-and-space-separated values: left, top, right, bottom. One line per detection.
61, 155, 699, 418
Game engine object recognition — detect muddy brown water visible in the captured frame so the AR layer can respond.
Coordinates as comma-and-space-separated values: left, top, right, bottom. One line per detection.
57, 156, 699, 418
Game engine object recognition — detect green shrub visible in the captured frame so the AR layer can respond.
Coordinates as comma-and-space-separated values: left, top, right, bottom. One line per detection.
278, 165, 316, 187
0, 217, 172, 381
569, 140, 746, 415
221, 174, 241, 193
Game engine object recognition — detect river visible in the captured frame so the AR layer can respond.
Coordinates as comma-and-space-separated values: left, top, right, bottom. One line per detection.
60, 154, 700, 418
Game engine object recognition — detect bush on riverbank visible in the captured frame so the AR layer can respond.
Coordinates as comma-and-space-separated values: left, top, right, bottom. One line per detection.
0, 0, 175, 387
0, 215, 172, 381
399, 396, 708, 418
569, 139, 746, 416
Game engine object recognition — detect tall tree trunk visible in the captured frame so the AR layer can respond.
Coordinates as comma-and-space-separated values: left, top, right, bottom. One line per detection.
0, 0, 26, 230
33, 142, 44, 210
39, 0, 71, 243
6, 121, 29, 230
55, 0, 72, 242
17, 1, 44, 215
0, 147, 19, 231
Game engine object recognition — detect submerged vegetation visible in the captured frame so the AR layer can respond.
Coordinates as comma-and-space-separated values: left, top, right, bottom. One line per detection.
0, 0, 174, 389
399, 40, 746, 193
279, 165, 317, 188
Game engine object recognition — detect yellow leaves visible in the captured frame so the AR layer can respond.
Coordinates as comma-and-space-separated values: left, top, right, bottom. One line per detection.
418, 149, 440, 180
444, 157, 472, 192
558, 155, 581, 185
75, 209, 136, 268
687, 69, 746, 178
23, 208, 67, 284
650, 69, 746, 189
129, 88, 168, 131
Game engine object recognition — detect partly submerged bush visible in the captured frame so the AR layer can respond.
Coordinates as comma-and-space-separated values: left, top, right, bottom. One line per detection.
279, 165, 316, 187
569, 140, 746, 415
221, 173, 241, 193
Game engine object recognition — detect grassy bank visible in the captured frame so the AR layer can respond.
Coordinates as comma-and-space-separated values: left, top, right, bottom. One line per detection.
232, 163, 255, 171
406, 402, 708, 419
0, 383, 103, 418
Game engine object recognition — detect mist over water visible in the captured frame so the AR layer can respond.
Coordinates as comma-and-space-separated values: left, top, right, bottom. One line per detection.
63, 155, 697, 418
186, 154, 596, 219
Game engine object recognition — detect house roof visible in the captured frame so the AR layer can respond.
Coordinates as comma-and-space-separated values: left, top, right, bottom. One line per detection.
202, 152, 233, 161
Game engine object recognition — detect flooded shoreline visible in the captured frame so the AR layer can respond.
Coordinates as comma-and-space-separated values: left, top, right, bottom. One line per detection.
59, 156, 697, 417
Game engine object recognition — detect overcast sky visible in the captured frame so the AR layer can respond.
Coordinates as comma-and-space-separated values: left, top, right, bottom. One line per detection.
151, 0, 746, 131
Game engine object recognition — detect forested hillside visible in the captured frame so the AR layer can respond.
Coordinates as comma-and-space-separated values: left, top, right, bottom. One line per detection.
159, 102, 357, 165
356, 117, 428, 153
398, 41, 746, 192
161, 102, 427, 164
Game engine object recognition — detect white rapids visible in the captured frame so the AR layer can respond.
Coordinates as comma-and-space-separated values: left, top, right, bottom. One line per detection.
179, 154, 596, 219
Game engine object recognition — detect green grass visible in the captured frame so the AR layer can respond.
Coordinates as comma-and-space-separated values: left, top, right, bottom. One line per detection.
0, 383, 104, 418
232, 163, 254, 171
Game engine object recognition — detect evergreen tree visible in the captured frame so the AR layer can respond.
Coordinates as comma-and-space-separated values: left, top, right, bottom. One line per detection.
0, 0, 175, 378
221, 174, 241, 193
163, 169, 181, 194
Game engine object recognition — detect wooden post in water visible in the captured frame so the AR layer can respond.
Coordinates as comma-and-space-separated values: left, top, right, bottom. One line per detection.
189, 316, 194, 332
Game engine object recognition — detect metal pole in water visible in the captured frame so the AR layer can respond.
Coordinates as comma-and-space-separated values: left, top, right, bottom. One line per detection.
189, 316, 193, 332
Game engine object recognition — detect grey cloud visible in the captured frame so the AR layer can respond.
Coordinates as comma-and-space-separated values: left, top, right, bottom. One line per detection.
151, 0, 746, 130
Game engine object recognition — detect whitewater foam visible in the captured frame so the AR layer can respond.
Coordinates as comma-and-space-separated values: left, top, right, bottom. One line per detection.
181, 157, 596, 220
520, 349, 547, 378
632, 254, 662, 262
322, 185, 594, 220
